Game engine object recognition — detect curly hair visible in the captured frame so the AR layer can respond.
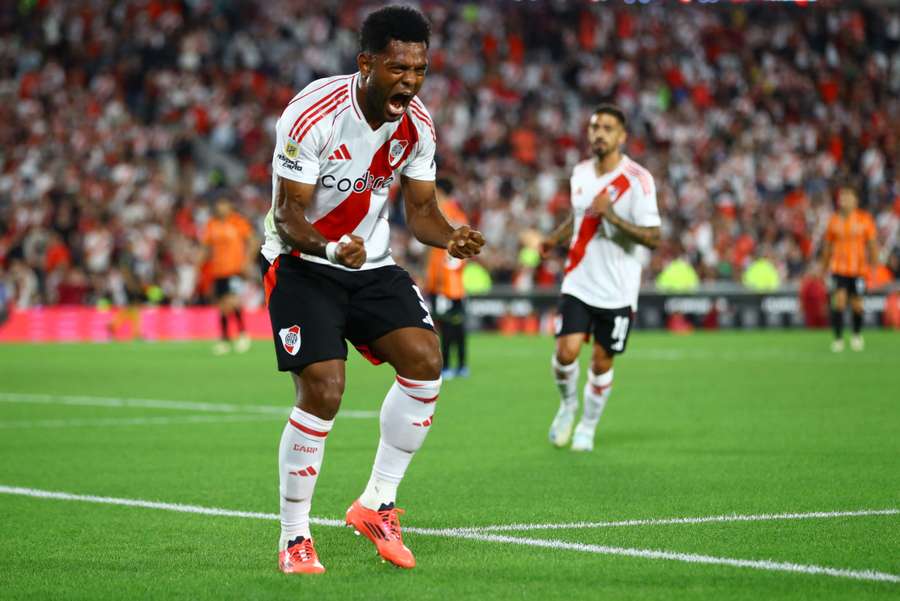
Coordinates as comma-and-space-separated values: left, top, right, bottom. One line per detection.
359, 5, 431, 54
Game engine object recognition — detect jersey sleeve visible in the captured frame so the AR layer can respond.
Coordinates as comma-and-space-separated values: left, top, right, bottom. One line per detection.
401, 105, 437, 181
864, 214, 876, 241
631, 177, 661, 228
272, 109, 322, 186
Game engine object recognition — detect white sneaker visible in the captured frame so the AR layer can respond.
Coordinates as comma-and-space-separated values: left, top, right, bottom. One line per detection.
548, 406, 576, 448
571, 426, 595, 452
850, 335, 864, 352
830, 339, 845, 353
212, 341, 231, 356
234, 334, 251, 353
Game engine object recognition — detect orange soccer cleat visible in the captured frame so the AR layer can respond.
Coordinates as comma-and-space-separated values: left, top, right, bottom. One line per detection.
345, 500, 416, 569
278, 536, 326, 574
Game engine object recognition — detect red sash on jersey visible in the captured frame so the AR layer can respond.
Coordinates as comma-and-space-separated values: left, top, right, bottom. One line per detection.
564, 173, 630, 275
312, 114, 419, 242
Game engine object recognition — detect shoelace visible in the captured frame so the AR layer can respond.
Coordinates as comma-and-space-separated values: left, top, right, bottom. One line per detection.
377, 507, 405, 540
288, 539, 315, 563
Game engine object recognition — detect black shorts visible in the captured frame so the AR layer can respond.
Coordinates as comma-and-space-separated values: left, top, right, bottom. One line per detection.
831, 274, 866, 298
264, 254, 436, 372
555, 294, 634, 355
213, 275, 244, 298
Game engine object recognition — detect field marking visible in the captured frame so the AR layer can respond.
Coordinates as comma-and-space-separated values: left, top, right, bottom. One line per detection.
1, 485, 897, 584
0, 393, 378, 419
0, 414, 278, 429
465, 508, 900, 533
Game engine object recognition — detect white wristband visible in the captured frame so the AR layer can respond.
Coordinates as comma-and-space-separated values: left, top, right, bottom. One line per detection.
325, 242, 340, 264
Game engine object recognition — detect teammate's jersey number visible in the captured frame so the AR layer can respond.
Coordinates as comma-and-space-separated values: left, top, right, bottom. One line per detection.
610, 316, 630, 352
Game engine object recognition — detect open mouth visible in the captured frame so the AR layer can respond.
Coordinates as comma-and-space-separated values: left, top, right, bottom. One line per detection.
386, 92, 413, 118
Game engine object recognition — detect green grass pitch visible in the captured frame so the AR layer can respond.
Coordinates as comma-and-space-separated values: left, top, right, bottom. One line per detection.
0, 330, 898, 600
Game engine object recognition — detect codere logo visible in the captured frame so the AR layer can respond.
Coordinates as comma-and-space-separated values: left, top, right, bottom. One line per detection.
321, 171, 394, 193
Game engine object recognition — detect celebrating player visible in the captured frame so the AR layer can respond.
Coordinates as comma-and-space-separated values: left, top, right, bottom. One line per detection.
201, 197, 255, 355
820, 185, 879, 352
541, 105, 661, 452
261, 6, 484, 574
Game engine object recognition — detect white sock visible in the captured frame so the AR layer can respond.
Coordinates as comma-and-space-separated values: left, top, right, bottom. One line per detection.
359, 375, 441, 510
552, 355, 579, 411
578, 368, 613, 434
278, 407, 333, 545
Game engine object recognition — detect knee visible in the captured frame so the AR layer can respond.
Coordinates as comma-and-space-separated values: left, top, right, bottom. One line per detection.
405, 344, 443, 380
591, 353, 613, 375
555, 346, 579, 367
297, 371, 344, 420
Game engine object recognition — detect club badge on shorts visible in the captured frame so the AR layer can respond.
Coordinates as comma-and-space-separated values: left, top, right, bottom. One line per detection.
279, 325, 301, 356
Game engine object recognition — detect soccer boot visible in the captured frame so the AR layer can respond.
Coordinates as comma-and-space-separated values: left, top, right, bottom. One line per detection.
278, 536, 325, 574
850, 335, 864, 352
830, 339, 845, 353
571, 425, 595, 452
234, 333, 251, 353
548, 405, 576, 448
345, 500, 415, 569
212, 340, 231, 355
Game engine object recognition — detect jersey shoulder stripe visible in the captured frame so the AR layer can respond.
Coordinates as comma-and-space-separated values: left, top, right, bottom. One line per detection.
623, 157, 654, 195
290, 87, 349, 141
286, 74, 354, 108
409, 98, 436, 141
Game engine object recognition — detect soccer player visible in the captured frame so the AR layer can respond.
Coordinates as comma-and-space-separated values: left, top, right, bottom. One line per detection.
820, 185, 878, 352
201, 198, 255, 355
425, 178, 469, 379
261, 6, 484, 574
541, 105, 661, 453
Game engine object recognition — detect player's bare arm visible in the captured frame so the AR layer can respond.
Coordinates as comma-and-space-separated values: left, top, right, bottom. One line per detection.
867, 237, 879, 268
401, 175, 484, 259
541, 213, 574, 256
819, 238, 833, 274
592, 190, 660, 249
273, 177, 366, 268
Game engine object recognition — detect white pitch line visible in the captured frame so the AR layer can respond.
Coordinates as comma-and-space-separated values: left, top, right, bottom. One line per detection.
417, 530, 900, 584
0, 393, 378, 419
0, 485, 897, 584
468, 508, 900, 533
0, 414, 278, 429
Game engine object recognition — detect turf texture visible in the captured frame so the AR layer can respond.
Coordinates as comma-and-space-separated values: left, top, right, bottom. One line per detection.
0, 330, 898, 600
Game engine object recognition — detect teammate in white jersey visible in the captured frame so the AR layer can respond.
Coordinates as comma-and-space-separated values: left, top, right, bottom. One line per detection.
541, 105, 661, 452
262, 6, 484, 574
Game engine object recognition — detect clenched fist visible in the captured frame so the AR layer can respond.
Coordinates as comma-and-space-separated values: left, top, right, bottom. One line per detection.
447, 225, 485, 259
336, 234, 367, 269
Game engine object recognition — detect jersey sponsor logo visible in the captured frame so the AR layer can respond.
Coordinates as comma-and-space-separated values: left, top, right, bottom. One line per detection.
388, 139, 409, 168
279, 325, 302, 356
277, 153, 303, 172
320, 171, 395, 193
284, 138, 300, 159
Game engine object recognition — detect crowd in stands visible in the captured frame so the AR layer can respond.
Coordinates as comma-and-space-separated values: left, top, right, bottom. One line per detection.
1, 0, 898, 310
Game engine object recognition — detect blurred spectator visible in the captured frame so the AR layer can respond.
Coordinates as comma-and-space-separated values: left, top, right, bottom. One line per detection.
0, 1, 897, 308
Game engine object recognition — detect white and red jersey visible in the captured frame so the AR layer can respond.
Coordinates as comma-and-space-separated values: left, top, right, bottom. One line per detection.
562, 155, 660, 311
262, 73, 437, 270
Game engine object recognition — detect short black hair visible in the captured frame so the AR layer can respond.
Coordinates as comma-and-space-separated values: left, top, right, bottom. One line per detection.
360, 5, 431, 54
593, 104, 627, 130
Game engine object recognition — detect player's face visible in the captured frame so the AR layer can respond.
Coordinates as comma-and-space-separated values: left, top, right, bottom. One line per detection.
838, 188, 857, 214
359, 40, 428, 124
588, 113, 626, 158
215, 200, 232, 218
